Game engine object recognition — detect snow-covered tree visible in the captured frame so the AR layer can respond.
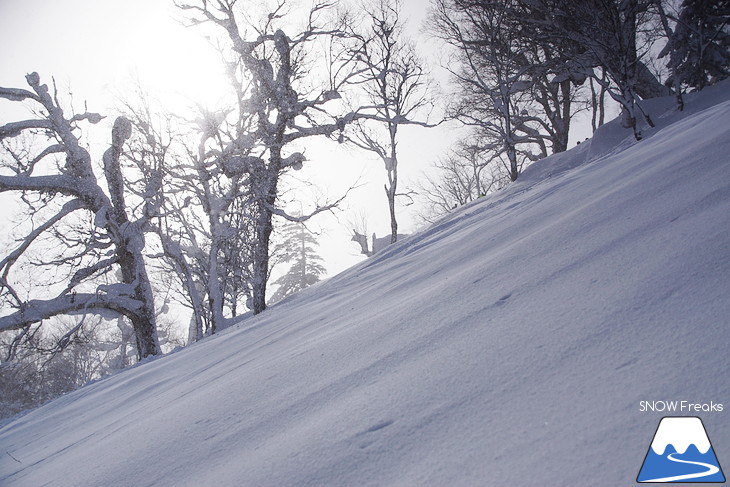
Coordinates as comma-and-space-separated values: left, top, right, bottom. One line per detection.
517, 0, 668, 140
270, 221, 326, 303
671, 0, 730, 91
177, 0, 399, 315
429, 0, 548, 181
117, 94, 260, 338
0, 74, 160, 359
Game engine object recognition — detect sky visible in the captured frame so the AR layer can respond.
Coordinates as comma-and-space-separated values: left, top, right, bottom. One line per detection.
0, 0, 464, 278
0, 0, 604, 285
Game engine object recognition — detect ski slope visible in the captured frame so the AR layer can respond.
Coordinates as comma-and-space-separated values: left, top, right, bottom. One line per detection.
2, 84, 730, 486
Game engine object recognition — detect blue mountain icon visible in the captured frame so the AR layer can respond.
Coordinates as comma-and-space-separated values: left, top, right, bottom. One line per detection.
638, 417, 725, 483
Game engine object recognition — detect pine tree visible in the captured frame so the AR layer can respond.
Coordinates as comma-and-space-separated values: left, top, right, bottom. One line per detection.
270, 223, 327, 304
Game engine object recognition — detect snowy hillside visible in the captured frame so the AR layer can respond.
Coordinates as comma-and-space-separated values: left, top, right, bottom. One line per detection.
2, 84, 730, 486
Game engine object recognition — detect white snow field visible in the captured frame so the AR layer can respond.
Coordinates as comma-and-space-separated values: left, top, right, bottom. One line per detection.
2, 83, 730, 486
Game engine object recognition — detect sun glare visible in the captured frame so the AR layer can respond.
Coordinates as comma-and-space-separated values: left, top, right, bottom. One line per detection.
0, 0, 232, 115
109, 3, 233, 112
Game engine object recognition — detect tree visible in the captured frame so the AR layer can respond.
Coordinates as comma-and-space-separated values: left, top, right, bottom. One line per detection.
518, 0, 668, 140
415, 138, 508, 224
652, 0, 686, 110
672, 0, 730, 91
429, 0, 550, 182
513, 24, 583, 154
270, 221, 326, 303
177, 0, 395, 315
125, 103, 258, 336
346, 0, 434, 243
0, 73, 160, 359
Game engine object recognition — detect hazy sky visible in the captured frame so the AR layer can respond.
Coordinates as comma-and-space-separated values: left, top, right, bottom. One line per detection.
0, 0, 462, 277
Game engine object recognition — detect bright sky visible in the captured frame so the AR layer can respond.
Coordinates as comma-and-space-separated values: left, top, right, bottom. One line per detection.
0, 0, 230, 109
0, 0, 602, 285
0, 0, 462, 278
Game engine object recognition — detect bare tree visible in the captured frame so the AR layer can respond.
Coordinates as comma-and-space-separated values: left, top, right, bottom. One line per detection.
345, 0, 434, 244
415, 138, 508, 224
518, 0, 669, 140
0, 74, 160, 359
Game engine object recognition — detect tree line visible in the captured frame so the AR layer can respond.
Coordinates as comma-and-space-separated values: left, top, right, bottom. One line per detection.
416, 0, 729, 222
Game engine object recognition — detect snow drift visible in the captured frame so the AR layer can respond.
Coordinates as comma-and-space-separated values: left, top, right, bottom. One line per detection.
2, 84, 730, 486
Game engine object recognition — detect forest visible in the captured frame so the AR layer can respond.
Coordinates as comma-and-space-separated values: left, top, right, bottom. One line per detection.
0, 0, 728, 418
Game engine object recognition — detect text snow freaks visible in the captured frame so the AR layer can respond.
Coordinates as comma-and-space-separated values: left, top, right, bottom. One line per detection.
639, 401, 723, 413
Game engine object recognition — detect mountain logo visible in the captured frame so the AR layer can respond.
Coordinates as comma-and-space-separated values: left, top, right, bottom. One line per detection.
637, 416, 725, 483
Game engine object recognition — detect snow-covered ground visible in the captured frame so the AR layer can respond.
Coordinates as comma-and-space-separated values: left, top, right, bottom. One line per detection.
2, 83, 730, 486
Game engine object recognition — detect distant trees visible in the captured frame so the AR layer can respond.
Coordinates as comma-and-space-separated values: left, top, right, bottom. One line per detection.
415, 139, 509, 223
0, 316, 110, 419
0, 312, 184, 420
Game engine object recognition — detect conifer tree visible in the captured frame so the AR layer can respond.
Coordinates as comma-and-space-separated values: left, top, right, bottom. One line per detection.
270, 222, 326, 304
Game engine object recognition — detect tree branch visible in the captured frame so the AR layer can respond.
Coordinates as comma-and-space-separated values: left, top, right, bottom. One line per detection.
0, 290, 143, 333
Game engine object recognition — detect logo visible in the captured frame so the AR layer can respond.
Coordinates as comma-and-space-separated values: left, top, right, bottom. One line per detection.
637, 416, 725, 483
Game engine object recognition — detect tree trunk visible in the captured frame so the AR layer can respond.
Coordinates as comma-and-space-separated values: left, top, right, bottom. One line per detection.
104, 117, 160, 359
653, 0, 684, 110
252, 202, 274, 314
124, 258, 160, 359
507, 145, 519, 182
206, 237, 224, 333
251, 149, 280, 315
554, 79, 572, 153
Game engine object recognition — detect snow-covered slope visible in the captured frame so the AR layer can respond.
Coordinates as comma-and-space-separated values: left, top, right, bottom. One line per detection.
2, 85, 730, 486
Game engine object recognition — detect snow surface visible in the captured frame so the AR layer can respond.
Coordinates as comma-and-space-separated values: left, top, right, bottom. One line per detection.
2, 84, 730, 486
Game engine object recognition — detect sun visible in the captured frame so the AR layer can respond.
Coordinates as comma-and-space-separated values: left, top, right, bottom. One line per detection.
0, 0, 232, 115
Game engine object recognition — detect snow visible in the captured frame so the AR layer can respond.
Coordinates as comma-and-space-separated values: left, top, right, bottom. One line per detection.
2, 83, 730, 486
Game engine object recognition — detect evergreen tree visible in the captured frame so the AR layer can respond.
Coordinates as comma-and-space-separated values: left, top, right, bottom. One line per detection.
270, 223, 327, 304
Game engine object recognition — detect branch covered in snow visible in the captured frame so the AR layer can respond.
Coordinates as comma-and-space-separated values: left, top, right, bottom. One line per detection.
0, 290, 143, 333
0, 72, 161, 359
0, 86, 40, 102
